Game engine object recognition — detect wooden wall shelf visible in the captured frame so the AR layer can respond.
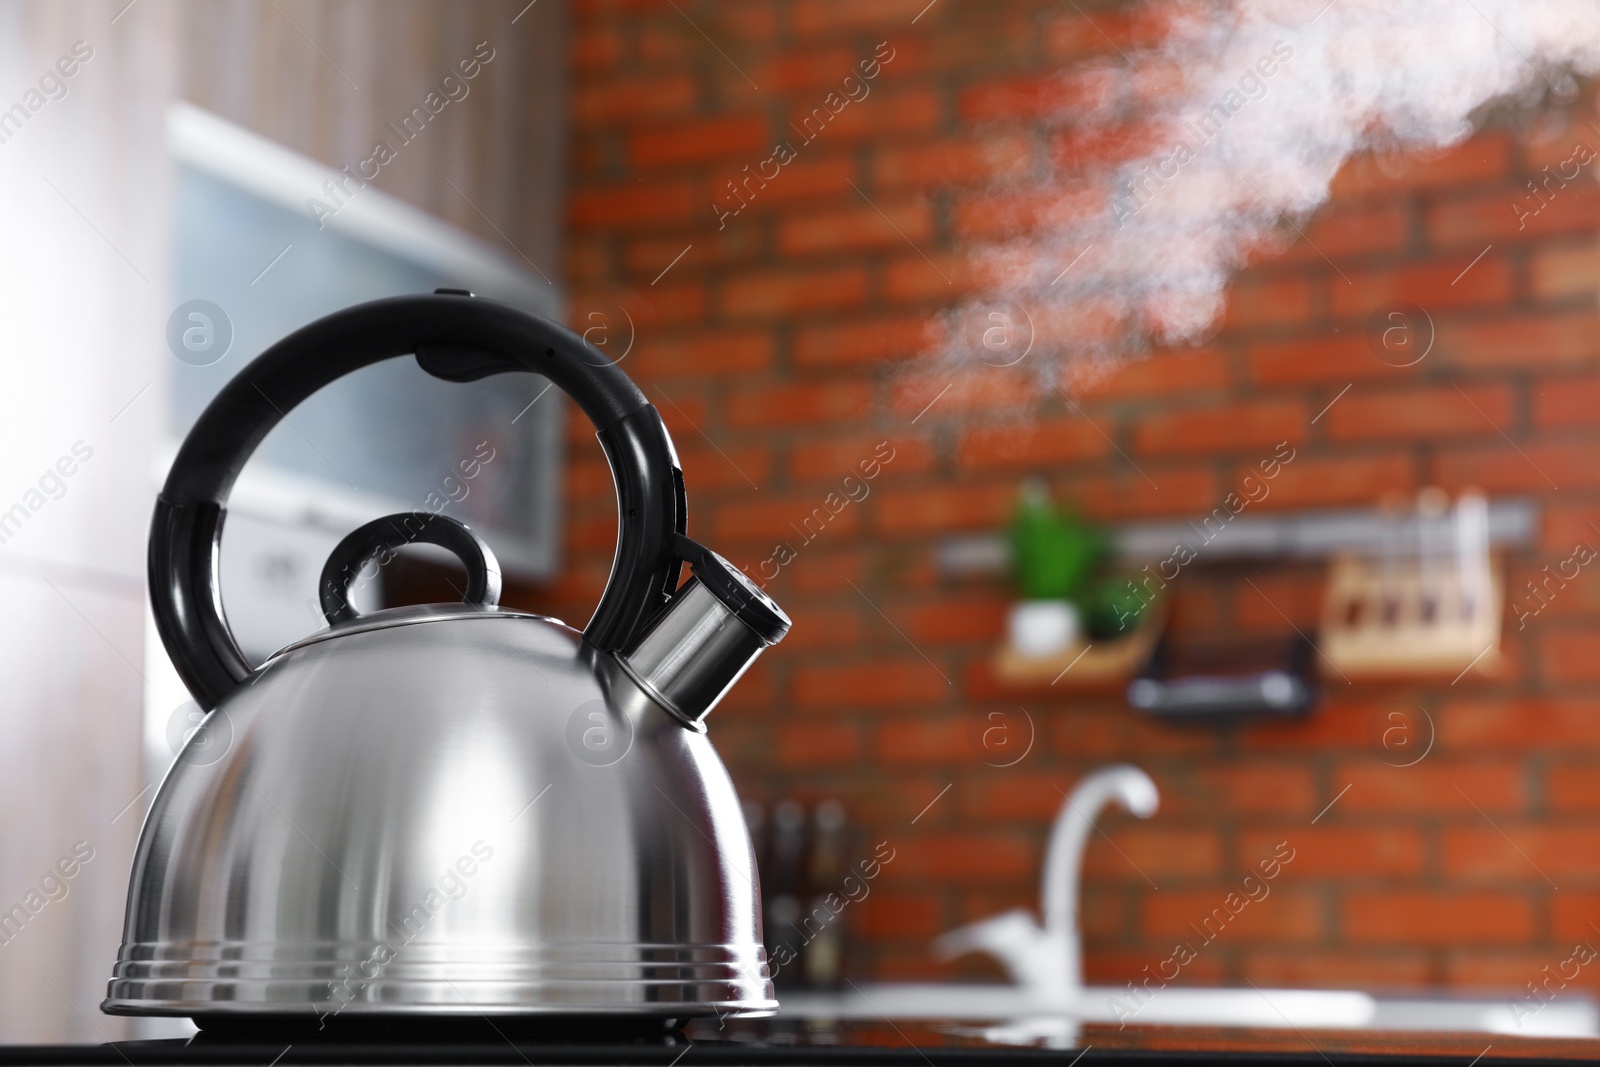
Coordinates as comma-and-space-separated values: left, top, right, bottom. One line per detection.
992, 604, 1165, 689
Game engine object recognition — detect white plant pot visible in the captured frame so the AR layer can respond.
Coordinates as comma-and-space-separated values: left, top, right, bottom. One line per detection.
1007, 599, 1080, 659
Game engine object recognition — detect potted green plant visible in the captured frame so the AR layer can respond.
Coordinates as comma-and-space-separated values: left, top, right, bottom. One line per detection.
1007, 481, 1106, 657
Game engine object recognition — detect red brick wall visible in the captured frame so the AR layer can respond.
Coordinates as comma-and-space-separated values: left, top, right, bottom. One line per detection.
551, 0, 1600, 995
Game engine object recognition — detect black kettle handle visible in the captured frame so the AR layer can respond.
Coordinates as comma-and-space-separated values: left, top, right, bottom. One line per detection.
151, 292, 685, 710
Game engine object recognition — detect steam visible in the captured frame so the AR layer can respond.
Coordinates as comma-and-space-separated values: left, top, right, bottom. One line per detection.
940, 0, 1600, 388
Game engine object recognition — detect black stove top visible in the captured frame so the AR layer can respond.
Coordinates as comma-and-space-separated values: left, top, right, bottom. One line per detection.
0, 1044, 1560, 1067
0, 1019, 1591, 1067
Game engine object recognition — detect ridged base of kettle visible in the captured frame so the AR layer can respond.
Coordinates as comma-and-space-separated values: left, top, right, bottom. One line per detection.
103, 939, 775, 1019
184, 1013, 704, 1041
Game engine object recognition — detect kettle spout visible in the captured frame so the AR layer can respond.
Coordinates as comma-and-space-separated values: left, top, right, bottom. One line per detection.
616, 536, 790, 724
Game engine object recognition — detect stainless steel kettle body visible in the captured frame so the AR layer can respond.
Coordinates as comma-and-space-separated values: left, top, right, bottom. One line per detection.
104, 295, 790, 1025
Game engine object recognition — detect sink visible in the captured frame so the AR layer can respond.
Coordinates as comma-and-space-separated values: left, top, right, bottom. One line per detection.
818, 768, 1597, 1045
779, 984, 1599, 1040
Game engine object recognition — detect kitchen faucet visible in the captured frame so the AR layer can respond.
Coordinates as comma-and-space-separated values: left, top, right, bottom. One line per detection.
932, 764, 1160, 1004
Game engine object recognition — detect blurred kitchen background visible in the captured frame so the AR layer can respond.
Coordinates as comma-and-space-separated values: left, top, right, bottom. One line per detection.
2, 0, 1600, 1046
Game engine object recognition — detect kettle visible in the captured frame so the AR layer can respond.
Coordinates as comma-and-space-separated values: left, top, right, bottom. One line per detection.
103, 293, 790, 1029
